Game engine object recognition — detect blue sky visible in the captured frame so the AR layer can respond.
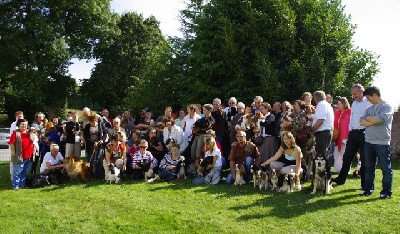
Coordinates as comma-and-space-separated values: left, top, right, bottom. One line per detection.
69, 0, 399, 107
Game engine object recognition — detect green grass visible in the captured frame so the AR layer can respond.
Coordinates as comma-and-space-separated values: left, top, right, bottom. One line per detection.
1, 162, 399, 233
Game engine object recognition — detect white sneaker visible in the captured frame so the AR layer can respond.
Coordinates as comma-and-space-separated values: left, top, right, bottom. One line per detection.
147, 178, 155, 183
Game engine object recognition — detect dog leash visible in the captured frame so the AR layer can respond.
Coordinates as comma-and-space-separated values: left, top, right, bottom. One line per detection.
90, 146, 98, 173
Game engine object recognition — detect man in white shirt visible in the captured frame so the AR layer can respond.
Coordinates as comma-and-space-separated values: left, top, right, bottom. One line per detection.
333, 84, 371, 187
311, 90, 334, 156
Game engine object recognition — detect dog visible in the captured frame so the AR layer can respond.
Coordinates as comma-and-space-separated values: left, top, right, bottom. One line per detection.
64, 155, 95, 182
175, 156, 186, 179
294, 173, 302, 191
198, 156, 214, 176
29, 127, 40, 160
269, 168, 280, 191
254, 112, 266, 129
234, 164, 246, 185
251, 165, 268, 190
353, 153, 361, 178
311, 154, 333, 194
287, 172, 297, 192
139, 159, 154, 182
279, 174, 290, 192
108, 163, 121, 184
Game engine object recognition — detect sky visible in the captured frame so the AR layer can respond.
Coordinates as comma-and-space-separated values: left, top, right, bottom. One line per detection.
69, 0, 400, 108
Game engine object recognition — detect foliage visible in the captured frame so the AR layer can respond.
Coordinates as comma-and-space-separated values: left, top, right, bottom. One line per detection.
0, 0, 117, 121
80, 12, 167, 116
176, 0, 380, 105
0, 162, 399, 233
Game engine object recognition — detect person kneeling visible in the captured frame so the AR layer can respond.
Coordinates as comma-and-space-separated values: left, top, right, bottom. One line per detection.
39, 144, 66, 184
103, 134, 127, 181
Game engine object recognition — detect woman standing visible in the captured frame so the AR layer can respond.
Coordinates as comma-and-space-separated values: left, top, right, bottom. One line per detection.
163, 117, 185, 153
83, 113, 108, 178
65, 112, 81, 158
9, 119, 34, 190
258, 102, 277, 163
332, 97, 351, 173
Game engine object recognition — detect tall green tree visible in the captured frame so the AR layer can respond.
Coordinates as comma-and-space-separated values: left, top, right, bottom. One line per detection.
177, 0, 379, 104
0, 0, 117, 120
80, 12, 168, 116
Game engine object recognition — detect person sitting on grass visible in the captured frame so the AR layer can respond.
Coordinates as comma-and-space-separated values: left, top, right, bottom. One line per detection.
192, 137, 223, 185
148, 143, 185, 182
131, 139, 158, 180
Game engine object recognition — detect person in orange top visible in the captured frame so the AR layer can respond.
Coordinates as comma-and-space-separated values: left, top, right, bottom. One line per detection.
103, 134, 127, 181
9, 119, 34, 190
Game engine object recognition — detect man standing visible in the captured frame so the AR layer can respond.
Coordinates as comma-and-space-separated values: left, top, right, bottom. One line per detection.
333, 84, 371, 187
226, 131, 260, 184
9, 111, 24, 180
311, 91, 334, 156
359, 86, 394, 198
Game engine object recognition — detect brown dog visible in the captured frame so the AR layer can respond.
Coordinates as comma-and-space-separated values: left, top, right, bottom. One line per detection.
64, 155, 95, 182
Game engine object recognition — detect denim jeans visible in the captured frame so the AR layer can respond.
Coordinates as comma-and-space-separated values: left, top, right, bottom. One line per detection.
159, 169, 177, 182
364, 142, 392, 195
226, 157, 253, 184
12, 159, 32, 189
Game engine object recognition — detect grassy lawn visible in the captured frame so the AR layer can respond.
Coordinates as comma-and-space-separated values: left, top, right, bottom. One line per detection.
0, 161, 399, 233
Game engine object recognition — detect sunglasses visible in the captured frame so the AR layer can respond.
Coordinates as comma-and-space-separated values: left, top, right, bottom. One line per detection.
139, 146, 146, 149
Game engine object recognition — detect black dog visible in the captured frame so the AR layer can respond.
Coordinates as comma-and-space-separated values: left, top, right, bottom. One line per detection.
175, 157, 186, 179
197, 157, 214, 176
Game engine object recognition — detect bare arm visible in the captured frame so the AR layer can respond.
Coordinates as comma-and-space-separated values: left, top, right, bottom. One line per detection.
311, 119, 324, 133
261, 147, 284, 167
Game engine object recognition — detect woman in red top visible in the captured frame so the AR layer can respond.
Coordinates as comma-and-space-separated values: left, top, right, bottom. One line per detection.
332, 97, 351, 173
9, 119, 34, 190
103, 134, 127, 181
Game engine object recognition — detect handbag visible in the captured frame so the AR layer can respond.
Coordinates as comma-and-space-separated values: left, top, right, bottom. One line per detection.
297, 127, 311, 145
332, 112, 342, 142
332, 127, 340, 142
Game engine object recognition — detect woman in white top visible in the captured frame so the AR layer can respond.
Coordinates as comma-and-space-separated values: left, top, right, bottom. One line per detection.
192, 137, 222, 185
40, 144, 65, 174
163, 117, 186, 152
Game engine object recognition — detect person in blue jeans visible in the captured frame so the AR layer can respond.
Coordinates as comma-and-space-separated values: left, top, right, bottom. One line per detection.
360, 86, 394, 199
226, 130, 261, 184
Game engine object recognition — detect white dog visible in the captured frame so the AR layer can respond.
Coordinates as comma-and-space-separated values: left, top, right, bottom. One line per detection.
234, 164, 246, 185
108, 163, 121, 184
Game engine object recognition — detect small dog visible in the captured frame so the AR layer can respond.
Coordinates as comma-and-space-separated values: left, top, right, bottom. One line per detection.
64, 155, 95, 182
294, 173, 302, 191
279, 174, 290, 192
269, 168, 280, 191
108, 163, 121, 184
234, 164, 246, 185
29, 127, 40, 160
254, 112, 266, 129
251, 165, 268, 190
139, 159, 154, 182
353, 153, 361, 178
175, 156, 186, 179
287, 172, 296, 192
311, 154, 333, 194
198, 156, 214, 176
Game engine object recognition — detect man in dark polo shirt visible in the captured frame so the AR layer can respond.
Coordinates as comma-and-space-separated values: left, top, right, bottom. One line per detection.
226, 130, 260, 184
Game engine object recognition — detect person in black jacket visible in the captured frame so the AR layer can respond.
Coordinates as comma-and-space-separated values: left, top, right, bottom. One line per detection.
83, 113, 108, 178
258, 102, 277, 164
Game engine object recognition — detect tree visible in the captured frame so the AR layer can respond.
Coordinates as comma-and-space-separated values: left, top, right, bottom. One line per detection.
0, 0, 117, 120
176, 0, 379, 104
80, 12, 168, 116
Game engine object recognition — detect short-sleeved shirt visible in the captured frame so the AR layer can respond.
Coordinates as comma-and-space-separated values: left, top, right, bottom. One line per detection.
8, 131, 33, 160
229, 141, 260, 164
105, 142, 126, 163
40, 152, 64, 173
205, 149, 222, 168
312, 100, 334, 132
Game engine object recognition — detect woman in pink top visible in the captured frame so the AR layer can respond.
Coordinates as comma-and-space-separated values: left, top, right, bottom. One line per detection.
332, 97, 351, 173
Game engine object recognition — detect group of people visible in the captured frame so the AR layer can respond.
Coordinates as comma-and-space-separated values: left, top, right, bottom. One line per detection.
8, 85, 394, 199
